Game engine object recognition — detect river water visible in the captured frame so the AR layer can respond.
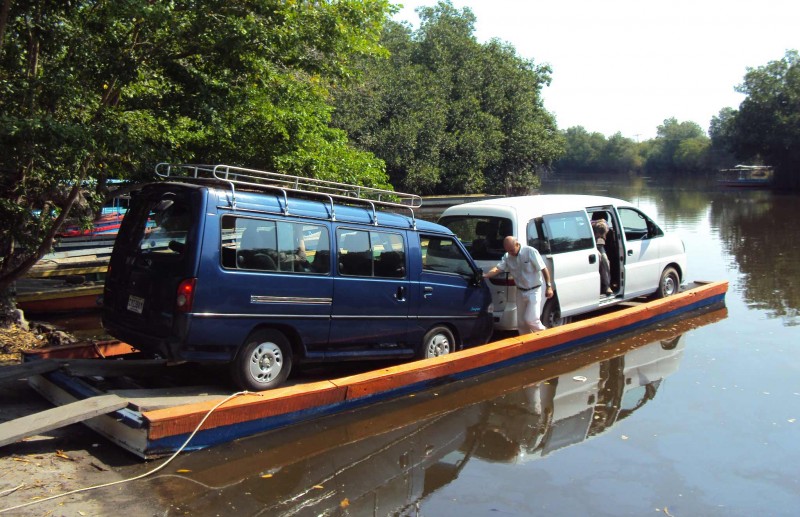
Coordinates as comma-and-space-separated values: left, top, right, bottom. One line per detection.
107, 179, 800, 515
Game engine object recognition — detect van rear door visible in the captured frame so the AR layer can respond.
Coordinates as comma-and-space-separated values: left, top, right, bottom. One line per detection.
541, 211, 599, 317
103, 185, 202, 348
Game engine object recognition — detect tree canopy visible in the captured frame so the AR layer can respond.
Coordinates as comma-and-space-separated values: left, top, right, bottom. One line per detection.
645, 118, 710, 175
555, 127, 642, 174
0, 0, 393, 291
331, 0, 563, 195
714, 50, 800, 189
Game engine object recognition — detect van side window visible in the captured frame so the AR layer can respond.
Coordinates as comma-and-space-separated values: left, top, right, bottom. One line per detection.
542, 212, 594, 254
221, 216, 329, 274
618, 207, 663, 240
421, 236, 474, 276
336, 229, 406, 278
372, 231, 406, 278
526, 219, 548, 254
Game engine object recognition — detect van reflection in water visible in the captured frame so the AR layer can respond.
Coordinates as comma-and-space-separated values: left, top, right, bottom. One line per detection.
151, 310, 725, 515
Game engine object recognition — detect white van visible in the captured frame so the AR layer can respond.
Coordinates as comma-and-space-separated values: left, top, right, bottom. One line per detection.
438, 195, 687, 329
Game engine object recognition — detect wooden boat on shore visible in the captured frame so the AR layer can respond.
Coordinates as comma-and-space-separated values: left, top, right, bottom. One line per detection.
9, 281, 727, 459
14, 262, 108, 315
14, 281, 104, 314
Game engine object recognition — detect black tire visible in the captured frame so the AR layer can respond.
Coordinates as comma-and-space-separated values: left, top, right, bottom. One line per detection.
419, 326, 456, 359
660, 336, 681, 350
654, 266, 679, 299
541, 298, 570, 328
230, 329, 292, 391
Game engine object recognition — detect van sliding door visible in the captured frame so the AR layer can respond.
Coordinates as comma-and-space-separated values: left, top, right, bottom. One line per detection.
329, 227, 411, 353
542, 212, 600, 317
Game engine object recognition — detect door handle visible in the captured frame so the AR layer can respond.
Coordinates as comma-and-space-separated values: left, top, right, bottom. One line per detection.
627, 249, 633, 256
589, 254, 597, 264
396, 286, 406, 301
424, 286, 433, 299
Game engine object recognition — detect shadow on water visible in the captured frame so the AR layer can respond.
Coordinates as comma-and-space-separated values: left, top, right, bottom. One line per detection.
136, 308, 727, 515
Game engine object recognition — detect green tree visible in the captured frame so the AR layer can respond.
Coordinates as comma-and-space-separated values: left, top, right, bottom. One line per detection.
673, 137, 711, 173
0, 0, 392, 295
708, 107, 738, 169
730, 50, 800, 189
555, 128, 643, 175
332, 0, 562, 195
555, 126, 607, 173
479, 39, 563, 194
599, 132, 644, 173
645, 118, 709, 175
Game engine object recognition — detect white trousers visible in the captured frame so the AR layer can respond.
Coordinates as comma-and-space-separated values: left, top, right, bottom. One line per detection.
516, 285, 546, 334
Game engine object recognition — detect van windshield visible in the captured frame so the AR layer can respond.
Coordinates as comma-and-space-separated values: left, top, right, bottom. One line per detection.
437, 215, 513, 261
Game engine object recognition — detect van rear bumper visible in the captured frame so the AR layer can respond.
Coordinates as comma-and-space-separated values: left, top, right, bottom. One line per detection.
101, 315, 183, 360
493, 307, 518, 331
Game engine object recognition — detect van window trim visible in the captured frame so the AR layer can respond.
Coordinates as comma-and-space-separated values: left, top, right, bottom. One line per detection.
214, 204, 416, 231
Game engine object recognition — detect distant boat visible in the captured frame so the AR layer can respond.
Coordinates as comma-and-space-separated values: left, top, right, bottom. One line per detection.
717, 165, 773, 187
51, 194, 130, 254
56, 211, 125, 238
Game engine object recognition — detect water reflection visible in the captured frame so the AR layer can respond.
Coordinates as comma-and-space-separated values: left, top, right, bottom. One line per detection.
146, 308, 726, 516
710, 191, 800, 324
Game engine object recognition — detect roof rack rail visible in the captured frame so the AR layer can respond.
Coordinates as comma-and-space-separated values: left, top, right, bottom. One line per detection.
155, 163, 422, 227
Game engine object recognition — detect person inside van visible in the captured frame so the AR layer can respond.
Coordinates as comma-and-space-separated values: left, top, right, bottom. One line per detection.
591, 215, 613, 296
483, 236, 554, 334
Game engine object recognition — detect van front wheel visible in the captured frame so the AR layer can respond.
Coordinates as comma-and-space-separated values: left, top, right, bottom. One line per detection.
231, 329, 293, 391
419, 326, 455, 359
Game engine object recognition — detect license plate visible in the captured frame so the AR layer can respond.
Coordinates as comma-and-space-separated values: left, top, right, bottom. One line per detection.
127, 295, 145, 314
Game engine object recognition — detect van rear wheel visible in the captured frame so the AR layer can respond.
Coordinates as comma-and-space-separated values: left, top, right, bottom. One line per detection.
419, 326, 455, 359
541, 299, 570, 328
654, 266, 679, 299
231, 329, 292, 391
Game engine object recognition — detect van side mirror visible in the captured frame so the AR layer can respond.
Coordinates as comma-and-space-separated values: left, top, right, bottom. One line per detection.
472, 268, 484, 286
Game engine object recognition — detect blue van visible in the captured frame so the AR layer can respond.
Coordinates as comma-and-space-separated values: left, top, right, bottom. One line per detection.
102, 165, 493, 390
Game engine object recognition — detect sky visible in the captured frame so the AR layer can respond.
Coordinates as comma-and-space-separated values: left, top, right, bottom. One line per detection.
393, 0, 799, 140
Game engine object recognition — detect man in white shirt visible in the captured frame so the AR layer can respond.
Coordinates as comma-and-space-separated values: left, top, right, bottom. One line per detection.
483, 236, 554, 334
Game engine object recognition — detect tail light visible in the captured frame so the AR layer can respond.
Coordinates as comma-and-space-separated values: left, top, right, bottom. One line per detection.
176, 278, 197, 313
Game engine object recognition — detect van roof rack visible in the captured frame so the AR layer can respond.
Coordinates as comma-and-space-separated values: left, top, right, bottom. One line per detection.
155, 163, 422, 227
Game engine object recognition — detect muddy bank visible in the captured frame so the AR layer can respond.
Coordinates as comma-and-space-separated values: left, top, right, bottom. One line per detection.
0, 380, 166, 515
0, 319, 158, 515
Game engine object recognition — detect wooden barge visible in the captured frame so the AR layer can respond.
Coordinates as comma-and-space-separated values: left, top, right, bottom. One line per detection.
147, 307, 728, 515
13, 280, 727, 459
